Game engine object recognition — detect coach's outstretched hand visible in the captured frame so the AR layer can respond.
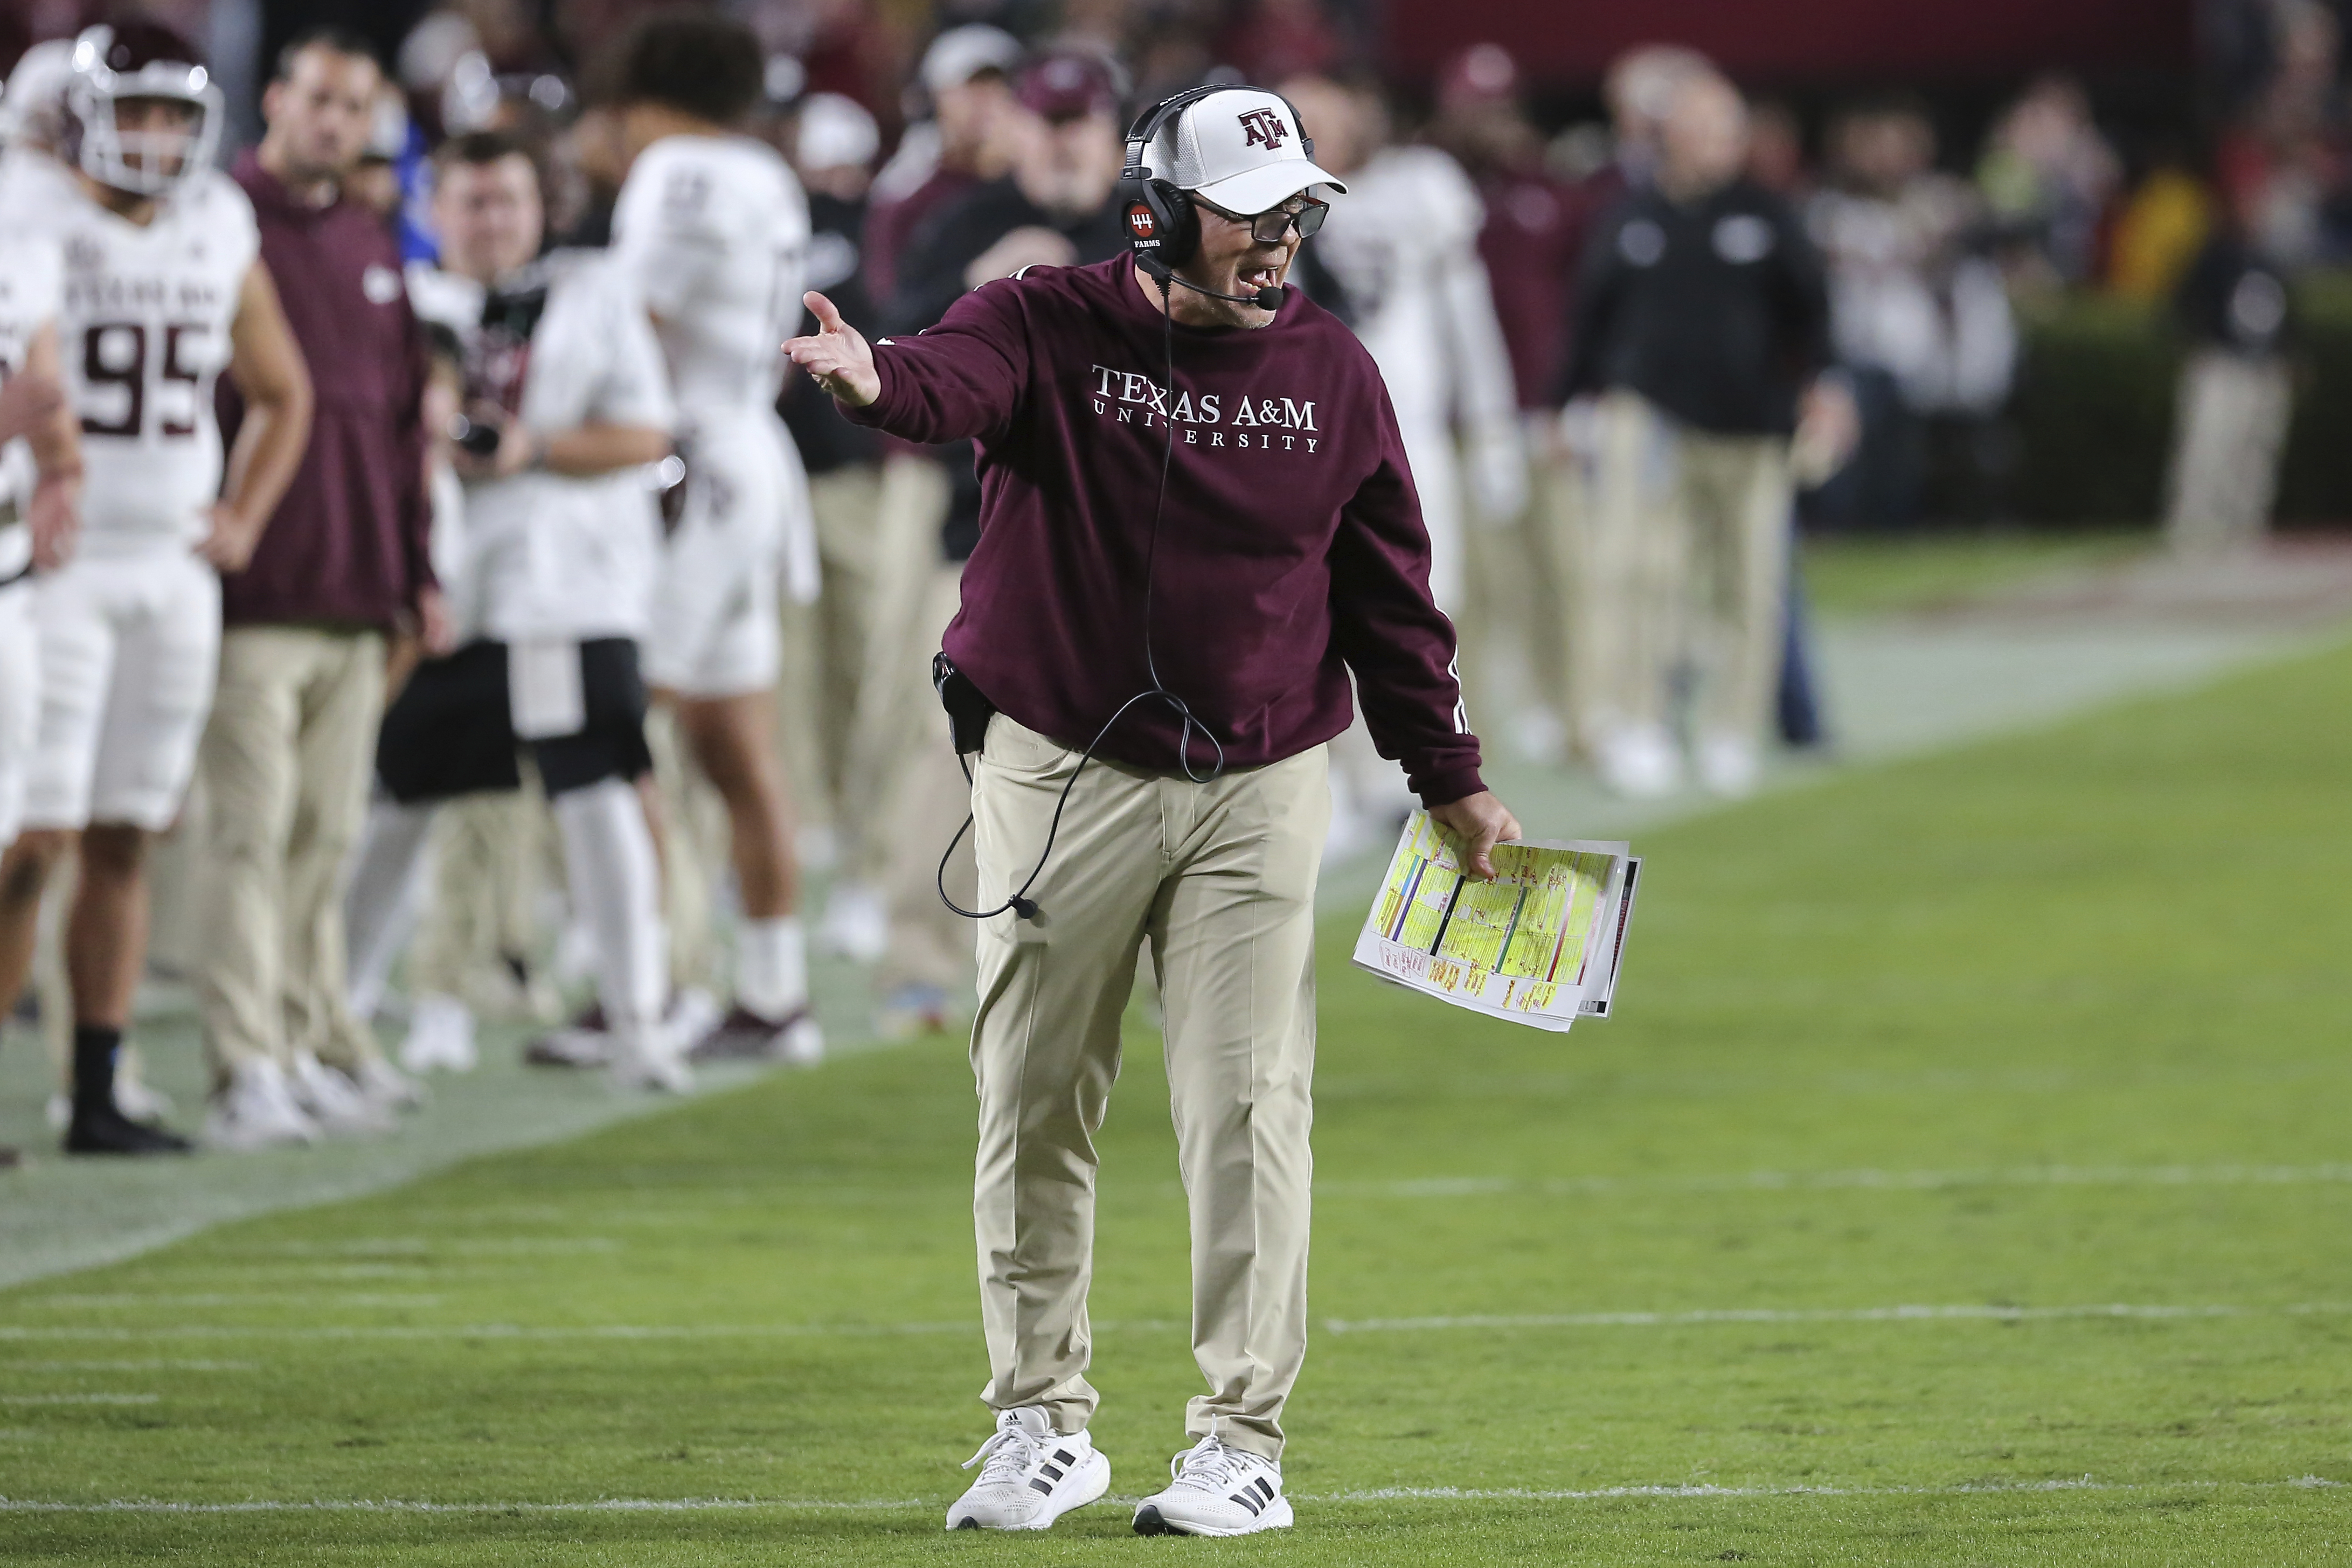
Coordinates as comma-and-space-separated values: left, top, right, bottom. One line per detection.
784, 291, 879, 409
1430, 790, 1523, 882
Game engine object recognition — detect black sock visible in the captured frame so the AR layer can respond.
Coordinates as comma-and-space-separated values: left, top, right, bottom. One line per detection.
72, 1024, 122, 1118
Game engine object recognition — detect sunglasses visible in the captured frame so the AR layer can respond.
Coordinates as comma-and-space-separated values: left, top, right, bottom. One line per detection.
1197, 194, 1329, 244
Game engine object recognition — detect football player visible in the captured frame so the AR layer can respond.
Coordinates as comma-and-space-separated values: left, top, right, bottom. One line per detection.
0, 22, 313, 1155
605, 13, 824, 1065
0, 163, 83, 1173
0, 93, 82, 855
351, 131, 685, 1092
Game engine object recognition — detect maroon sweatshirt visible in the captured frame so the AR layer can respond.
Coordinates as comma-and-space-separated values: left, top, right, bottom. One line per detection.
841, 255, 1484, 804
217, 153, 433, 631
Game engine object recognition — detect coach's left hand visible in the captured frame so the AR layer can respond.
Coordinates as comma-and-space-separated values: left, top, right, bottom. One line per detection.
1430, 791, 1523, 881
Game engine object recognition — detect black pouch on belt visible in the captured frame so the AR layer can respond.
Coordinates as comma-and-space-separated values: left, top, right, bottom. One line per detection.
932, 653, 997, 755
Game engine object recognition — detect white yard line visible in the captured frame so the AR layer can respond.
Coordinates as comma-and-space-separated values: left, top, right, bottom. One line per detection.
1315, 1162, 2352, 1199
11, 1361, 252, 1372
21, 1294, 443, 1310
1318, 1301, 2352, 1333
3, 1302, 2346, 1343
0, 1475, 2339, 1515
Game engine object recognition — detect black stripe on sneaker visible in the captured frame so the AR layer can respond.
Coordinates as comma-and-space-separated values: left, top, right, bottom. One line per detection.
1040, 1463, 1064, 1481
1054, 1449, 1075, 1465
1255, 1476, 1276, 1501
1231, 1490, 1262, 1515
1029, 1478, 1053, 1493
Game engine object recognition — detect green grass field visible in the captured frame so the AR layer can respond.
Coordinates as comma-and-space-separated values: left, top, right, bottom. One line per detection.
5, 636, 2352, 1565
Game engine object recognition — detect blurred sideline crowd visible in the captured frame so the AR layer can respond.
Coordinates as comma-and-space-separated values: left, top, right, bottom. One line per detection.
0, 0, 2318, 1161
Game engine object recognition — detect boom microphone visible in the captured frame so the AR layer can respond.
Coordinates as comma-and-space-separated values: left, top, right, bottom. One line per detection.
1143, 256, 1282, 312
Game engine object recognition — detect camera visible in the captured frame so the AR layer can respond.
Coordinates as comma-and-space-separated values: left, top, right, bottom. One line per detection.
448, 412, 504, 459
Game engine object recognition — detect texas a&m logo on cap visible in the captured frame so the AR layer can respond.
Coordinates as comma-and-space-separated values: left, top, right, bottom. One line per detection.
1126, 202, 1158, 242
1238, 106, 1288, 150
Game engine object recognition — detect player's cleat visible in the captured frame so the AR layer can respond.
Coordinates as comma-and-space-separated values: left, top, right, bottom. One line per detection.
400, 993, 478, 1074
288, 1052, 395, 1136
1132, 1433, 1293, 1537
1695, 732, 1761, 798
946, 1406, 1109, 1532
685, 1005, 823, 1065
1597, 723, 1683, 799
204, 1059, 321, 1151
817, 880, 890, 963
65, 1102, 193, 1156
352, 1057, 425, 1113
607, 1021, 692, 1094
525, 1003, 611, 1068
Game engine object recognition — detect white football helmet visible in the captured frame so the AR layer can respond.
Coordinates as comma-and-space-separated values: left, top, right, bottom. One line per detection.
60, 22, 223, 198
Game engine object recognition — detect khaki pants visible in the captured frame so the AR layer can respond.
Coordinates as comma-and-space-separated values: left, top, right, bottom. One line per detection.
877, 560, 974, 996
969, 715, 1328, 1461
196, 625, 386, 1079
1460, 416, 1576, 758
1677, 430, 1793, 744
1578, 393, 1792, 747
844, 453, 953, 870
2164, 349, 2289, 556
776, 463, 885, 842
407, 787, 553, 1013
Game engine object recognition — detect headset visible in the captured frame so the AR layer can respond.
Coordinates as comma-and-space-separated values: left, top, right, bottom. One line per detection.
935, 84, 1317, 926
1119, 85, 1313, 311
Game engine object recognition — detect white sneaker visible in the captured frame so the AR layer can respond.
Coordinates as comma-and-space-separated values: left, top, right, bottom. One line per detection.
1598, 724, 1684, 799
289, 1052, 395, 1136
204, 1059, 321, 1151
399, 994, 478, 1074
946, 1406, 1109, 1532
1695, 732, 1763, 797
817, 880, 889, 964
1132, 1433, 1293, 1537
607, 1018, 691, 1094
352, 1057, 425, 1113
668, 986, 723, 1048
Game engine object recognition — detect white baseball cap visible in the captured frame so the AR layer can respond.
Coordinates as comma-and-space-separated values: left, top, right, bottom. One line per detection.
796, 92, 879, 172
919, 25, 1021, 95
1143, 87, 1346, 215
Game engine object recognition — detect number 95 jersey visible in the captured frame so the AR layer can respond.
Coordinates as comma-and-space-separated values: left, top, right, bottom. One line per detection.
45, 168, 260, 554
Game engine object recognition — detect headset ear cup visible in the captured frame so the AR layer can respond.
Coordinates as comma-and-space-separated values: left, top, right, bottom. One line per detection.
1154, 183, 1199, 268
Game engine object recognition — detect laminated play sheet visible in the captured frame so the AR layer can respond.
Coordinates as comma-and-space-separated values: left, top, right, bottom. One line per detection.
1351, 811, 1639, 1033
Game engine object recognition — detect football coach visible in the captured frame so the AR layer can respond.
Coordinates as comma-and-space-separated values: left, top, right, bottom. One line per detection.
786, 84, 1522, 1538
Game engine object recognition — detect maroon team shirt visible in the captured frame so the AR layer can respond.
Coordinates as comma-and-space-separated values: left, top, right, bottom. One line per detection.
839, 255, 1484, 805
218, 152, 433, 630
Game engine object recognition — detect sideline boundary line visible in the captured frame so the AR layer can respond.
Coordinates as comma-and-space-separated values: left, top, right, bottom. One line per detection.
1, 1476, 2342, 1515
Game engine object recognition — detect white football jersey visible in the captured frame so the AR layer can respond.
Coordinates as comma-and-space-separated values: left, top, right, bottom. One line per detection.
0, 144, 81, 225
610, 134, 808, 423
1313, 146, 1516, 439
37, 168, 260, 553
451, 254, 677, 643
0, 230, 65, 578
